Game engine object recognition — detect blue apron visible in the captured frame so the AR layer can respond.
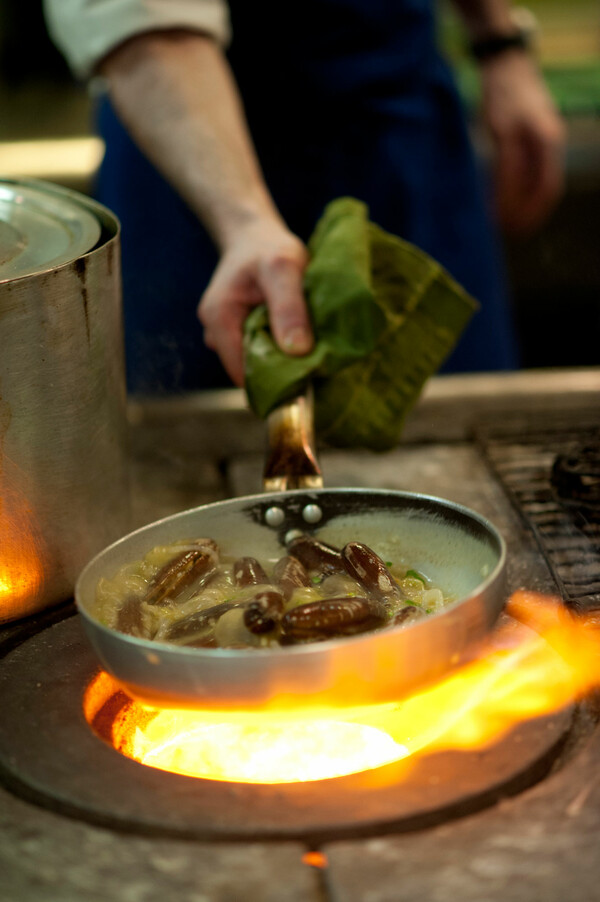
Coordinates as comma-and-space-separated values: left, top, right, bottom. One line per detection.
95, 0, 519, 394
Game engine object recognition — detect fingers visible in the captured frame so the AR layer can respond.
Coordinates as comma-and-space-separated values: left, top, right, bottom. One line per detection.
494, 132, 526, 230
199, 270, 259, 386
495, 121, 565, 234
481, 54, 566, 235
520, 122, 565, 229
257, 248, 313, 356
198, 229, 313, 387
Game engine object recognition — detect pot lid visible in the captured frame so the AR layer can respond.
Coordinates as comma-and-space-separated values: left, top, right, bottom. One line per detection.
0, 180, 101, 281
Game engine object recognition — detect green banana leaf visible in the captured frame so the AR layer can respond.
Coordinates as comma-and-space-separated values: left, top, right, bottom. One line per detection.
244, 197, 478, 451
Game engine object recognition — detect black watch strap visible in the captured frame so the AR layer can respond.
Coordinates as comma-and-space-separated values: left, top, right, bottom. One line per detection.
470, 30, 530, 62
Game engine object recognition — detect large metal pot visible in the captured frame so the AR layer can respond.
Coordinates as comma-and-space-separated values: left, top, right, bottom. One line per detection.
0, 178, 130, 623
76, 398, 506, 710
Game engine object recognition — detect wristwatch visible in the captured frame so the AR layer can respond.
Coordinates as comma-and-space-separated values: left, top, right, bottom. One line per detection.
469, 7, 537, 62
470, 30, 530, 62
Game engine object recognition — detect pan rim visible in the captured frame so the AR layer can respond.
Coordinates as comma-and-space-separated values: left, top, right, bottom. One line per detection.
75, 487, 507, 661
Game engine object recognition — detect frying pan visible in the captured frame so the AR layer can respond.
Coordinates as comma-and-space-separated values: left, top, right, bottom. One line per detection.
75, 397, 507, 710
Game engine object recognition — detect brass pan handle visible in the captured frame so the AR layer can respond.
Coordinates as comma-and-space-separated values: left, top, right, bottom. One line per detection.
262, 390, 323, 492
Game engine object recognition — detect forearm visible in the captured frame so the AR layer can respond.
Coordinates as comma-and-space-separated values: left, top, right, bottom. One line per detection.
100, 29, 281, 249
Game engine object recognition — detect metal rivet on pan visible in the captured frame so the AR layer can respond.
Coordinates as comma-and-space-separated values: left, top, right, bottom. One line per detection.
265, 506, 285, 527
285, 528, 304, 544
302, 504, 323, 524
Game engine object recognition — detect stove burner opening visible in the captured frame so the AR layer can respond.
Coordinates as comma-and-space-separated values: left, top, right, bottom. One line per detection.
88, 682, 412, 783
85, 592, 600, 787
1, 598, 597, 840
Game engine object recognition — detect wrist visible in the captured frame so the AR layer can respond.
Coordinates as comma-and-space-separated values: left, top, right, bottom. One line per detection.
206, 194, 284, 251
470, 29, 530, 63
468, 6, 537, 64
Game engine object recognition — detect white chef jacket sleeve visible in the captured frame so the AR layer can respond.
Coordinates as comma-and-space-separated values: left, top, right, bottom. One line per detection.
43, 0, 231, 80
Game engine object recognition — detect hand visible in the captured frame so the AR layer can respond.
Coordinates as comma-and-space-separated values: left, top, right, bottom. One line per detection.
480, 50, 566, 234
198, 219, 313, 386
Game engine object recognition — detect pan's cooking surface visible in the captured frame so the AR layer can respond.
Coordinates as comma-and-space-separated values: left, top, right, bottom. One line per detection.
76, 489, 506, 709
1, 370, 600, 902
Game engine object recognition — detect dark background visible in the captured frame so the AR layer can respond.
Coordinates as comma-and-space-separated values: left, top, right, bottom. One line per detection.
1, 0, 598, 370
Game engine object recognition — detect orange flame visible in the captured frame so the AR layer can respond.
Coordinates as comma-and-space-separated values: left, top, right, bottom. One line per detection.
88, 592, 600, 784
302, 852, 328, 869
0, 465, 44, 620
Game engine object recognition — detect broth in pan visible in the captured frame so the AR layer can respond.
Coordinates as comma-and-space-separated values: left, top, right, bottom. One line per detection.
93, 533, 451, 648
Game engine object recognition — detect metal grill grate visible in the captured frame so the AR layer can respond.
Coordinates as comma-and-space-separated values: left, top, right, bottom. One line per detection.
475, 410, 600, 612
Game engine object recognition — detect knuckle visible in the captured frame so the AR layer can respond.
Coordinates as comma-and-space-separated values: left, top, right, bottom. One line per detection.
198, 292, 225, 329
532, 112, 566, 148
197, 301, 212, 328
202, 327, 217, 350
266, 251, 300, 275
549, 121, 567, 147
264, 240, 308, 275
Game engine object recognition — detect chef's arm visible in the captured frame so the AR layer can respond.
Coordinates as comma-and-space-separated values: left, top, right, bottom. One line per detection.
449, 0, 566, 233
99, 30, 312, 385
449, 0, 516, 37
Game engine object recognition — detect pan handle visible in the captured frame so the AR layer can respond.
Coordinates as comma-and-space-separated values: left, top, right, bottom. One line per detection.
262, 390, 323, 492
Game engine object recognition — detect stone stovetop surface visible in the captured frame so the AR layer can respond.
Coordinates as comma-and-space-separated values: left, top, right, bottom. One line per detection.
1, 368, 599, 902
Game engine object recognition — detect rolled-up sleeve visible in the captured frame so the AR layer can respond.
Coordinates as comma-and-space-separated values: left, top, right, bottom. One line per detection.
43, 0, 231, 80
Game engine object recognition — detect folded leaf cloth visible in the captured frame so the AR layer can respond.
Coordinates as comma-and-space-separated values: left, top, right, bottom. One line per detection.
244, 197, 478, 451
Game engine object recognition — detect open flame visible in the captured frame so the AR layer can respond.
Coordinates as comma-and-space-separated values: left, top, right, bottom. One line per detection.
0, 470, 44, 620
86, 592, 600, 784
132, 718, 408, 783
